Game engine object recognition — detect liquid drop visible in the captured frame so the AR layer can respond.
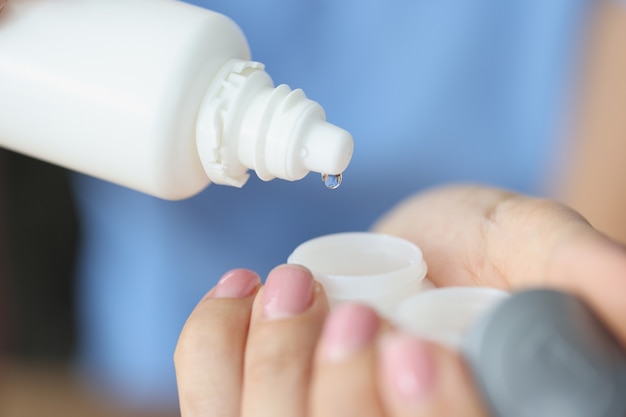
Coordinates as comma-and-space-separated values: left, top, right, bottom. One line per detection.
321, 173, 342, 189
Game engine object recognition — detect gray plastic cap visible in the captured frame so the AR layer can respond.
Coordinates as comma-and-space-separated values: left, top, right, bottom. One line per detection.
463, 289, 626, 417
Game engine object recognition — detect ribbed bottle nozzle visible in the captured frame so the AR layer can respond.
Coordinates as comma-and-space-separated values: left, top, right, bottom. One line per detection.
196, 59, 354, 187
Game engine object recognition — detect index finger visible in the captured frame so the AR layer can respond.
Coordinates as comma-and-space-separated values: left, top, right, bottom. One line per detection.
175, 269, 261, 417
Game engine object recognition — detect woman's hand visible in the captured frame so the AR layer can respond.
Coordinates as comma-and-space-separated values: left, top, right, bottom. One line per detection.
372, 184, 626, 345
175, 184, 626, 416
175, 266, 328, 417
175, 265, 488, 417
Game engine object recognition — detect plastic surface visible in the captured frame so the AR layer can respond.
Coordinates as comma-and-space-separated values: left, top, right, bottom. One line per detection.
0, 0, 353, 199
394, 287, 509, 348
196, 58, 353, 187
463, 289, 626, 417
287, 232, 427, 317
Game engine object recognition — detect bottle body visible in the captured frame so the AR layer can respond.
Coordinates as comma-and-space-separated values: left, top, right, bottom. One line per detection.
0, 0, 353, 199
0, 0, 249, 199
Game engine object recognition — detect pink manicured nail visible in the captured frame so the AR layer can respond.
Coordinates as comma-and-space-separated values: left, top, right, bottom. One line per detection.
263, 264, 314, 319
380, 333, 436, 404
211, 269, 260, 298
321, 303, 379, 362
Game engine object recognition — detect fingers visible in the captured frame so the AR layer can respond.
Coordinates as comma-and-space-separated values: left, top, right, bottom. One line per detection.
177, 268, 490, 417
175, 268, 261, 417
176, 264, 329, 417
377, 333, 486, 417
311, 304, 385, 417
241, 264, 329, 417
312, 303, 488, 417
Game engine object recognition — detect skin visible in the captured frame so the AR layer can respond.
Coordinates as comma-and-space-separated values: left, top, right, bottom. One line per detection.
174, 184, 626, 417
557, 0, 626, 244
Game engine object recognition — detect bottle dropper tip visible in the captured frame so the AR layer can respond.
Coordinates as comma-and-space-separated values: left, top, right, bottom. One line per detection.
302, 121, 354, 176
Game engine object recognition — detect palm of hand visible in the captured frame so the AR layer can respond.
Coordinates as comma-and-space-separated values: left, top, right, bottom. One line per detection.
373, 185, 626, 346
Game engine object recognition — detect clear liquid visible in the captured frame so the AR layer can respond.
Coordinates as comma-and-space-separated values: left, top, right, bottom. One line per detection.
321, 173, 342, 189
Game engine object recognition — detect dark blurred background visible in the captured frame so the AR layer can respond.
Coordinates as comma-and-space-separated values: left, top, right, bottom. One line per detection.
0, 152, 165, 417
0, 149, 78, 361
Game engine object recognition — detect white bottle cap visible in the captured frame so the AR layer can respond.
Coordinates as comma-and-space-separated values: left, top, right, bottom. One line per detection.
287, 232, 427, 317
196, 59, 354, 187
393, 287, 509, 348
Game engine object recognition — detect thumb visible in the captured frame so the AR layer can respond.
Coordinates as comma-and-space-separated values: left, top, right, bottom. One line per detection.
376, 332, 489, 417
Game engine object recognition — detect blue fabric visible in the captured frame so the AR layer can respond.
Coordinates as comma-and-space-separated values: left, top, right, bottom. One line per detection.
72, 0, 589, 409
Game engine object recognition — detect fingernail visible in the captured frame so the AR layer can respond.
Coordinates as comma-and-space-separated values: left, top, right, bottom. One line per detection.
321, 303, 379, 362
380, 333, 436, 404
211, 269, 260, 298
263, 264, 314, 319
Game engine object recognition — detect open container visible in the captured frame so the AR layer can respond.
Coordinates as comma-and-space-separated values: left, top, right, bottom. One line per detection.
287, 232, 428, 317
394, 287, 510, 348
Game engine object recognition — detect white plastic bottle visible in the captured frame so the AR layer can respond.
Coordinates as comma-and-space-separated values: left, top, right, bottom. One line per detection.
0, 0, 353, 199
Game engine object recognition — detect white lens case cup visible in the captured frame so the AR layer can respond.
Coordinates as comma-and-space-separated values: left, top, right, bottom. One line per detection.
288, 232, 429, 317
288, 232, 507, 347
